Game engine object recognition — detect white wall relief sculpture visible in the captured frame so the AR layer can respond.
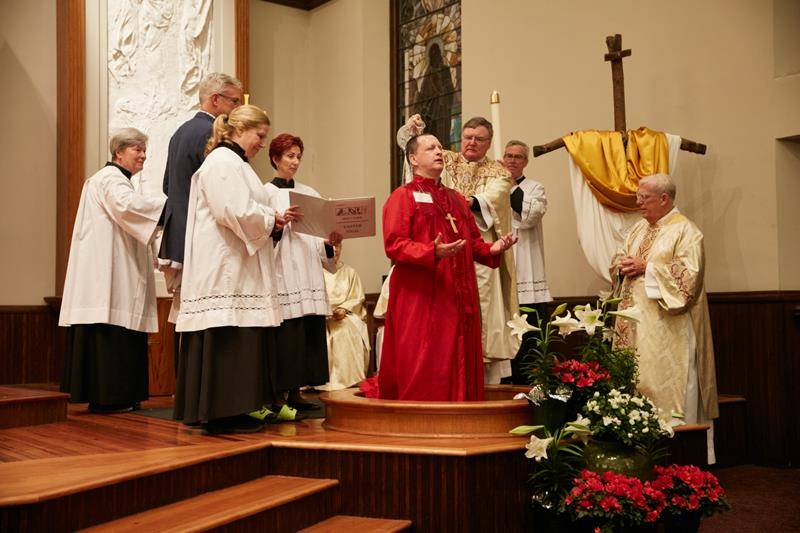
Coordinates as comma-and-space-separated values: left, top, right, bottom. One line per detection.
107, 0, 215, 196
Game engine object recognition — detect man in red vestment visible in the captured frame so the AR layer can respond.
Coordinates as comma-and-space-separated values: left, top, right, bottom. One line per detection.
380, 134, 517, 401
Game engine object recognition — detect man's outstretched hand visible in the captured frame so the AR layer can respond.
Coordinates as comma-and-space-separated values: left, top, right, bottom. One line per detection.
490, 233, 518, 255
434, 232, 466, 258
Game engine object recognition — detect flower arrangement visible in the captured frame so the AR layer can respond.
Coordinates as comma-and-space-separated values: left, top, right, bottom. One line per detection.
554, 359, 610, 396
564, 469, 666, 531
583, 389, 674, 449
508, 294, 729, 531
650, 464, 730, 519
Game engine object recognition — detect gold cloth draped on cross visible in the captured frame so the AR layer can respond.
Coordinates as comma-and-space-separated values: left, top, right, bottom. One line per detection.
562, 127, 670, 212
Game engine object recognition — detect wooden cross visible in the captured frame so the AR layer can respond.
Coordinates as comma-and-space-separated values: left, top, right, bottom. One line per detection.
445, 213, 458, 233
532, 34, 707, 158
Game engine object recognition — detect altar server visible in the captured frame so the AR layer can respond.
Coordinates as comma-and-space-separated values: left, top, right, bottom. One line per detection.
60, 128, 165, 413
265, 133, 340, 409
174, 105, 290, 434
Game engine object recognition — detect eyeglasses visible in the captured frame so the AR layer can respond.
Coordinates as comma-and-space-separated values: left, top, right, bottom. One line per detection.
462, 135, 490, 143
503, 154, 527, 160
216, 93, 241, 105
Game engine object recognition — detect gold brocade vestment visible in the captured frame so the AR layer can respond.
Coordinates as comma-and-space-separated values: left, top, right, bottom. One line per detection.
612, 209, 719, 420
439, 151, 520, 365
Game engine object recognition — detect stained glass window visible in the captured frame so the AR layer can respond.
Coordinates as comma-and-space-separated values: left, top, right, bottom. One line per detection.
391, 0, 462, 189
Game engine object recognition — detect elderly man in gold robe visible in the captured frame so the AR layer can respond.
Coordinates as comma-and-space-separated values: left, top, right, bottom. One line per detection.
319, 244, 370, 391
612, 173, 719, 462
397, 114, 519, 383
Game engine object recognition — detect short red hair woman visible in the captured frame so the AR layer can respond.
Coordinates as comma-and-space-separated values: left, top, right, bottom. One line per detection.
265, 134, 341, 415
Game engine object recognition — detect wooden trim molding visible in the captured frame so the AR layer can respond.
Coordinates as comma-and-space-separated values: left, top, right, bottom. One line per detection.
259, 0, 334, 10
55, 0, 86, 296
235, 0, 250, 92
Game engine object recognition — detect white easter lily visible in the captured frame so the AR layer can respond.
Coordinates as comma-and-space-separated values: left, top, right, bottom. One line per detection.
565, 414, 593, 444
574, 303, 604, 336
506, 313, 540, 340
550, 311, 581, 337
525, 434, 554, 461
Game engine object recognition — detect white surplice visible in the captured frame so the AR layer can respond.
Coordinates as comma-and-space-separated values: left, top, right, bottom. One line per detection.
59, 165, 165, 333
264, 181, 335, 319
176, 147, 282, 332
512, 177, 552, 305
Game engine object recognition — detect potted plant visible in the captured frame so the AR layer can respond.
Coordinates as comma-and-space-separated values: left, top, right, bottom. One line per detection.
650, 464, 730, 532
563, 469, 665, 532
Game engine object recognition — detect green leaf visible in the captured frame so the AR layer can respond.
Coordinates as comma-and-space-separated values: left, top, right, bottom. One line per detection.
509, 425, 544, 435
520, 306, 536, 313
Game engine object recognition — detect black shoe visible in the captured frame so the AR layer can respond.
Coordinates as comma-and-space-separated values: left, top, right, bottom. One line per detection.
288, 399, 320, 411
206, 414, 265, 435
88, 403, 135, 414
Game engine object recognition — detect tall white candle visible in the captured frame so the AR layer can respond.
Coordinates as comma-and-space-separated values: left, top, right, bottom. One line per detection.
490, 91, 502, 160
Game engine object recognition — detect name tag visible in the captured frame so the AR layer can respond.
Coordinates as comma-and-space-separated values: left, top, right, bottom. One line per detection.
413, 191, 433, 204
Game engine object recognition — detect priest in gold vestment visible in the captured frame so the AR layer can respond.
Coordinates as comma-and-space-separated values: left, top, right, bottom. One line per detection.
319, 244, 370, 391
398, 115, 520, 383
612, 174, 719, 461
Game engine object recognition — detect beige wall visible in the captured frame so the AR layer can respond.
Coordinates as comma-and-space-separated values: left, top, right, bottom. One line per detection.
0, 1, 57, 305
462, 0, 800, 295
250, 0, 391, 292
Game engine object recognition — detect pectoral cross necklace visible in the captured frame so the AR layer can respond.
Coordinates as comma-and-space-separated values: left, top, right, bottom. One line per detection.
415, 183, 459, 234
445, 213, 458, 233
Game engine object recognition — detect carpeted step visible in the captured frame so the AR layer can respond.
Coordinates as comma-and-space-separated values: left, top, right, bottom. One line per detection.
299, 515, 412, 532
81, 475, 340, 533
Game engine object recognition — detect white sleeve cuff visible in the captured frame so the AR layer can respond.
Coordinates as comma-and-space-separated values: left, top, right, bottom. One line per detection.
644, 262, 662, 299
474, 195, 494, 231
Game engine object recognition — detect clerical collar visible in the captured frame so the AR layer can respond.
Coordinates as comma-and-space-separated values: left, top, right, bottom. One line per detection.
412, 174, 441, 186
515, 175, 525, 185
105, 161, 132, 179
271, 177, 295, 189
652, 207, 680, 227
216, 141, 248, 162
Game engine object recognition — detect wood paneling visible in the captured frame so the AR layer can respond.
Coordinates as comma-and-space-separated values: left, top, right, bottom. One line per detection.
271, 447, 530, 533
0, 306, 58, 385
148, 298, 176, 396
55, 0, 85, 296
707, 291, 800, 467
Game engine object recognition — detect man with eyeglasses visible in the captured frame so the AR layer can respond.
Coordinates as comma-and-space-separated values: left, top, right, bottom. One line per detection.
158, 72, 243, 369
397, 114, 519, 385
502, 140, 552, 384
611, 173, 719, 463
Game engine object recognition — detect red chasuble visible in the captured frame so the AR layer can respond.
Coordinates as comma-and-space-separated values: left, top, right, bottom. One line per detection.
379, 175, 500, 401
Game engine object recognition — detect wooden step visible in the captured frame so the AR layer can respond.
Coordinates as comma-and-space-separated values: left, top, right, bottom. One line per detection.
668, 423, 711, 466
300, 515, 412, 532
82, 475, 340, 533
0, 441, 273, 532
0, 385, 69, 429
716, 393, 748, 466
